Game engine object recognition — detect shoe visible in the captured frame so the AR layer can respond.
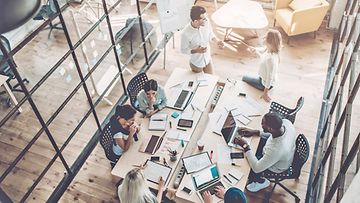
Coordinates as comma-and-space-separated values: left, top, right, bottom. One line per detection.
246, 179, 270, 192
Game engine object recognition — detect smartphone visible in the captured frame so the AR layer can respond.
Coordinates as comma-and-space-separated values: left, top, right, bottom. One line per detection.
230, 152, 244, 159
238, 92, 246, 97
188, 81, 194, 87
178, 119, 193, 128
150, 156, 160, 162
182, 186, 192, 195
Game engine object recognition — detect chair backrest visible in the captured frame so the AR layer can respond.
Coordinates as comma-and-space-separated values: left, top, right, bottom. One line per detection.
126, 72, 148, 114
99, 123, 119, 163
292, 134, 309, 178
269, 96, 304, 123
0, 35, 13, 77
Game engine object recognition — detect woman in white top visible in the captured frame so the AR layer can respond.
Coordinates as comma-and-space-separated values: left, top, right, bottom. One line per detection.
110, 105, 139, 157
118, 168, 165, 203
242, 29, 282, 102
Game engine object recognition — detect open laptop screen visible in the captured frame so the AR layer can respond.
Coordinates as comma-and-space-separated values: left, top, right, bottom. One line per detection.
221, 112, 236, 143
192, 164, 220, 189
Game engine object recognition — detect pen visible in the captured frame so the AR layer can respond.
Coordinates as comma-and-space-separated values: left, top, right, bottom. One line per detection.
181, 139, 185, 147
177, 127, 187, 131
228, 173, 239, 181
210, 150, 213, 160
224, 175, 232, 183
169, 121, 172, 128
248, 114, 261, 117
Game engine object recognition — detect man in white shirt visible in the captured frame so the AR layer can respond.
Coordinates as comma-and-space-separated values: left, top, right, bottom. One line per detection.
181, 6, 224, 74
234, 112, 296, 192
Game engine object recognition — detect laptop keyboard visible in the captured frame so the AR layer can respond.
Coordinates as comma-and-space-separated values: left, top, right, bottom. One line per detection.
174, 90, 189, 108
199, 181, 224, 196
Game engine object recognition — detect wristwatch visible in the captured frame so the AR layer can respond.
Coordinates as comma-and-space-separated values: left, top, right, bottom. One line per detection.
242, 143, 250, 152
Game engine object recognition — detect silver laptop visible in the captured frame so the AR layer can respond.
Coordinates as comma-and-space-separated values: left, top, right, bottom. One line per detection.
167, 83, 199, 111
192, 163, 225, 203
220, 112, 243, 149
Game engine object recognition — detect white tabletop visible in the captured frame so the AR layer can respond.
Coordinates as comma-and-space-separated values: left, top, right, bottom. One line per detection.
111, 68, 219, 189
211, 0, 268, 29
176, 78, 270, 202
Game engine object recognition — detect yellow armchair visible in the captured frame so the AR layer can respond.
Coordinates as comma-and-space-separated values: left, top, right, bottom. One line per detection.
274, 0, 329, 39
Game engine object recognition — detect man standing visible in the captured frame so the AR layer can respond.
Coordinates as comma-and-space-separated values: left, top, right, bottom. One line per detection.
181, 6, 224, 74
234, 112, 296, 192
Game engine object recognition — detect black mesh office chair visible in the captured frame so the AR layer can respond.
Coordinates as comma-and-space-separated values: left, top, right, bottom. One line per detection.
0, 35, 29, 106
126, 72, 148, 114
99, 123, 120, 168
33, 0, 63, 39
262, 134, 309, 203
269, 97, 304, 123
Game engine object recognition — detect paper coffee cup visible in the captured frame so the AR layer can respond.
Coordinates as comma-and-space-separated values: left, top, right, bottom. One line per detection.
197, 140, 204, 151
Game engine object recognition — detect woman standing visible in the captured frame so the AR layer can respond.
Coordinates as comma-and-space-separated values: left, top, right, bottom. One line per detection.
242, 29, 282, 102
137, 79, 167, 117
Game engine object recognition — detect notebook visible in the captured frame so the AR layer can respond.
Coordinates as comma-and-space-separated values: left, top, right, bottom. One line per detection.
143, 160, 172, 185
149, 113, 168, 131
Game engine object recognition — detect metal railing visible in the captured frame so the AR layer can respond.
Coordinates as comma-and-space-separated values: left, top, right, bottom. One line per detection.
306, 0, 360, 202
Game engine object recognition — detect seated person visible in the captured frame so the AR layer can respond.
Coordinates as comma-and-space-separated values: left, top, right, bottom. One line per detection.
137, 79, 167, 117
118, 168, 165, 203
110, 105, 139, 158
234, 112, 296, 192
203, 186, 247, 203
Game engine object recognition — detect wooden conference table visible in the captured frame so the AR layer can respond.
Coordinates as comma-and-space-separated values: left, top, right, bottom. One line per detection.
112, 68, 268, 202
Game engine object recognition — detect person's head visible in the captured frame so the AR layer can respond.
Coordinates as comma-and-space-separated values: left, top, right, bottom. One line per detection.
118, 168, 156, 203
143, 79, 158, 101
190, 6, 207, 28
224, 187, 247, 203
264, 29, 282, 54
115, 104, 136, 129
261, 112, 283, 134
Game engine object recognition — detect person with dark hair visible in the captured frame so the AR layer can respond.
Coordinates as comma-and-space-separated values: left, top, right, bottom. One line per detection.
203, 186, 247, 203
181, 5, 224, 74
110, 104, 139, 157
234, 112, 296, 193
137, 79, 167, 117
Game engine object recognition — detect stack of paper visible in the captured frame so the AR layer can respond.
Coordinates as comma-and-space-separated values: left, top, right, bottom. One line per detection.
149, 113, 168, 131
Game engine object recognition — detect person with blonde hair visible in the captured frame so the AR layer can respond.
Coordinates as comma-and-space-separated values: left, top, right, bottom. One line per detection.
242, 29, 282, 102
118, 168, 165, 203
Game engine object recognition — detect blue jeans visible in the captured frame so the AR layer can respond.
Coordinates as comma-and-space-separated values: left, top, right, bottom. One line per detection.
242, 76, 273, 91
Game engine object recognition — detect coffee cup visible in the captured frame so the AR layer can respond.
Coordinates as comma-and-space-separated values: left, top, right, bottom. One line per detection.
197, 140, 204, 151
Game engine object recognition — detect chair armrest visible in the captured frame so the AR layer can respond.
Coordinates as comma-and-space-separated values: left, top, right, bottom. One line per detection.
290, 5, 329, 33
274, 0, 293, 10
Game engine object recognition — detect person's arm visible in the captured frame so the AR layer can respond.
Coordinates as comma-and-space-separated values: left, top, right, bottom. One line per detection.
181, 32, 192, 55
156, 87, 167, 110
114, 135, 132, 152
208, 22, 224, 49
245, 142, 280, 173
156, 177, 165, 202
137, 92, 151, 115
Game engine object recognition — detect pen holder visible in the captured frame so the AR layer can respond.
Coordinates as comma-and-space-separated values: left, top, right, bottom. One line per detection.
170, 155, 177, 162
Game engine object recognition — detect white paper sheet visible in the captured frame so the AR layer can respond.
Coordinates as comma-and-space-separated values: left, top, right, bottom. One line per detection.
216, 144, 232, 164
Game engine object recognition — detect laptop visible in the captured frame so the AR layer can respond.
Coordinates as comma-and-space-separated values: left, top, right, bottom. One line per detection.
167, 83, 199, 111
192, 163, 225, 203
220, 112, 243, 149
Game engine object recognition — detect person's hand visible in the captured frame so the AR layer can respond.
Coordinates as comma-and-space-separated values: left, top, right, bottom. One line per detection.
234, 136, 248, 146
260, 92, 271, 102
129, 124, 138, 136
217, 40, 224, 49
214, 186, 225, 199
238, 127, 254, 137
246, 46, 256, 53
192, 46, 207, 54
158, 176, 165, 191
202, 191, 212, 203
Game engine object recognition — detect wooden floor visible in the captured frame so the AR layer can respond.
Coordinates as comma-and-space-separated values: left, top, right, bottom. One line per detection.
0, 0, 359, 202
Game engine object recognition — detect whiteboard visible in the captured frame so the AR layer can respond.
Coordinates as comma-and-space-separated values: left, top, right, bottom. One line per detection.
156, 0, 195, 34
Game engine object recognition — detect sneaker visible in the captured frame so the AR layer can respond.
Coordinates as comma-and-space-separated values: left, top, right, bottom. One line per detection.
246, 179, 270, 192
